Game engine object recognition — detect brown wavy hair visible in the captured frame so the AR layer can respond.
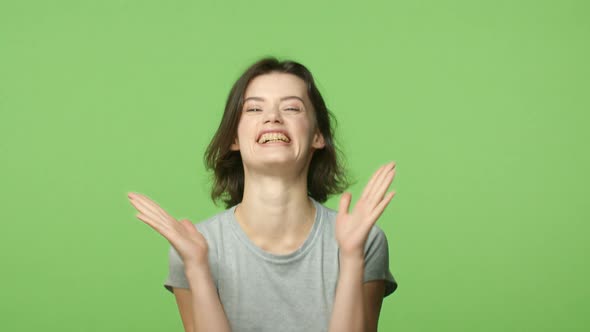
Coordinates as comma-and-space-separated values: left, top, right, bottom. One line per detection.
204, 56, 349, 208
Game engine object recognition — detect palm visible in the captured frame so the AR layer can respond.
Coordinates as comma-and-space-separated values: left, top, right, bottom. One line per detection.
128, 192, 208, 266
335, 162, 397, 257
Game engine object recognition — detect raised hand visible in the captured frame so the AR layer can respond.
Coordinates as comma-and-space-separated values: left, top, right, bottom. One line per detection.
127, 192, 208, 267
335, 161, 397, 259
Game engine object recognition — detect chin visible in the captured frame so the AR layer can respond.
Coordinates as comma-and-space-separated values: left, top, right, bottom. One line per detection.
244, 157, 300, 172
259, 157, 296, 166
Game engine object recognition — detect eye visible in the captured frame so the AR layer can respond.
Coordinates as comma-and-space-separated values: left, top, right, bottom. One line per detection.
285, 107, 300, 111
246, 108, 262, 112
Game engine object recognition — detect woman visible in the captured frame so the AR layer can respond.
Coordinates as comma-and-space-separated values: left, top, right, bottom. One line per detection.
128, 57, 398, 332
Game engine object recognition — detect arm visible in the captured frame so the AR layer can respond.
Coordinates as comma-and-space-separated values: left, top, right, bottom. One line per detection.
329, 256, 366, 332
184, 264, 231, 332
364, 280, 386, 331
172, 288, 195, 332
328, 256, 386, 332
172, 266, 231, 332
329, 162, 397, 332
127, 192, 232, 331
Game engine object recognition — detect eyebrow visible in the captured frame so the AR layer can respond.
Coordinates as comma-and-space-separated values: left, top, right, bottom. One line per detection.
243, 96, 305, 103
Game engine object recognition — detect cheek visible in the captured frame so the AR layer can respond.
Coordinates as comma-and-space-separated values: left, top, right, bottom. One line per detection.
235, 124, 244, 139
236, 120, 254, 142
235, 116, 245, 136
298, 119, 316, 136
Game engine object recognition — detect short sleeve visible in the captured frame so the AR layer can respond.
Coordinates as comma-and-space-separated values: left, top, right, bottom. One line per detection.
163, 245, 189, 293
363, 225, 398, 297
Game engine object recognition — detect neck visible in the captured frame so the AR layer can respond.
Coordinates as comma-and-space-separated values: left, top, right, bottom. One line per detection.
234, 171, 316, 254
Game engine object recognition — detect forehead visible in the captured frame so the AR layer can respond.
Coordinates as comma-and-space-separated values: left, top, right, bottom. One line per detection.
244, 72, 307, 101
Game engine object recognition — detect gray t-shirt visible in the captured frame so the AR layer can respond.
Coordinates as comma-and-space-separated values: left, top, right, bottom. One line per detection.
164, 197, 398, 332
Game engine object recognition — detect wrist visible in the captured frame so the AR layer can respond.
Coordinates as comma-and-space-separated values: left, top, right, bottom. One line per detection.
338, 253, 365, 273
184, 263, 212, 282
339, 249, 364, 264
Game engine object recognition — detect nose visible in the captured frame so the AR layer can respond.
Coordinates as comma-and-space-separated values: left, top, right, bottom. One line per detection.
263, 106, 283, 124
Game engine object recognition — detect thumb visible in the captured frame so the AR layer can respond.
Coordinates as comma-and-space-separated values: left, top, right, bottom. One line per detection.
179, 219, 197, 234
338, 192, 352, 215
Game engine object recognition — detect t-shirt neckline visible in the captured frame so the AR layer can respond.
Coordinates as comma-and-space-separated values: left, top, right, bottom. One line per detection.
226, 197, 324, 264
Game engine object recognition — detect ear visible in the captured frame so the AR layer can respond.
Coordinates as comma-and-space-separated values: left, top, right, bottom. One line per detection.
230, 137, 240, 151
312, 129, 326, 149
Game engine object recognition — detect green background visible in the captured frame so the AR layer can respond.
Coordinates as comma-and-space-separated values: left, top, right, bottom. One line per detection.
1, 0, 588, 331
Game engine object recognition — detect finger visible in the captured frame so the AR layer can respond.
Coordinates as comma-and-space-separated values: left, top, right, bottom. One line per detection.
130, 196, 182, 237
366, 166, 396, 206
180, 219, 197, 234
136, 212, 172, 239
129, 198, 172, 231
364, 162, 395, 203
129, 194, 173, 225
359, 164, 388, 201
128, 194, 162, 216
367, 191, 396, 225
338, 192, 352, 215
360, 162, 396, 203
134, 195, 168, 215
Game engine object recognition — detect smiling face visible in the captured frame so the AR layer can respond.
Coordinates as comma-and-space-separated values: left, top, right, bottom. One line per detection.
230, 72, 326, 175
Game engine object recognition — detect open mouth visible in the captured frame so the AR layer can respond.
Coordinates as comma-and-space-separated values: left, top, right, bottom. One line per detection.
257, 131, 291, 144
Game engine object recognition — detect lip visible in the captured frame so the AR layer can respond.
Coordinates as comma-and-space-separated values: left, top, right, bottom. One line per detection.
256, 129, 291, 143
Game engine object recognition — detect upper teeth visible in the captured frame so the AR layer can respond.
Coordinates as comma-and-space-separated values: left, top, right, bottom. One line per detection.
258, 132, 290, 144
